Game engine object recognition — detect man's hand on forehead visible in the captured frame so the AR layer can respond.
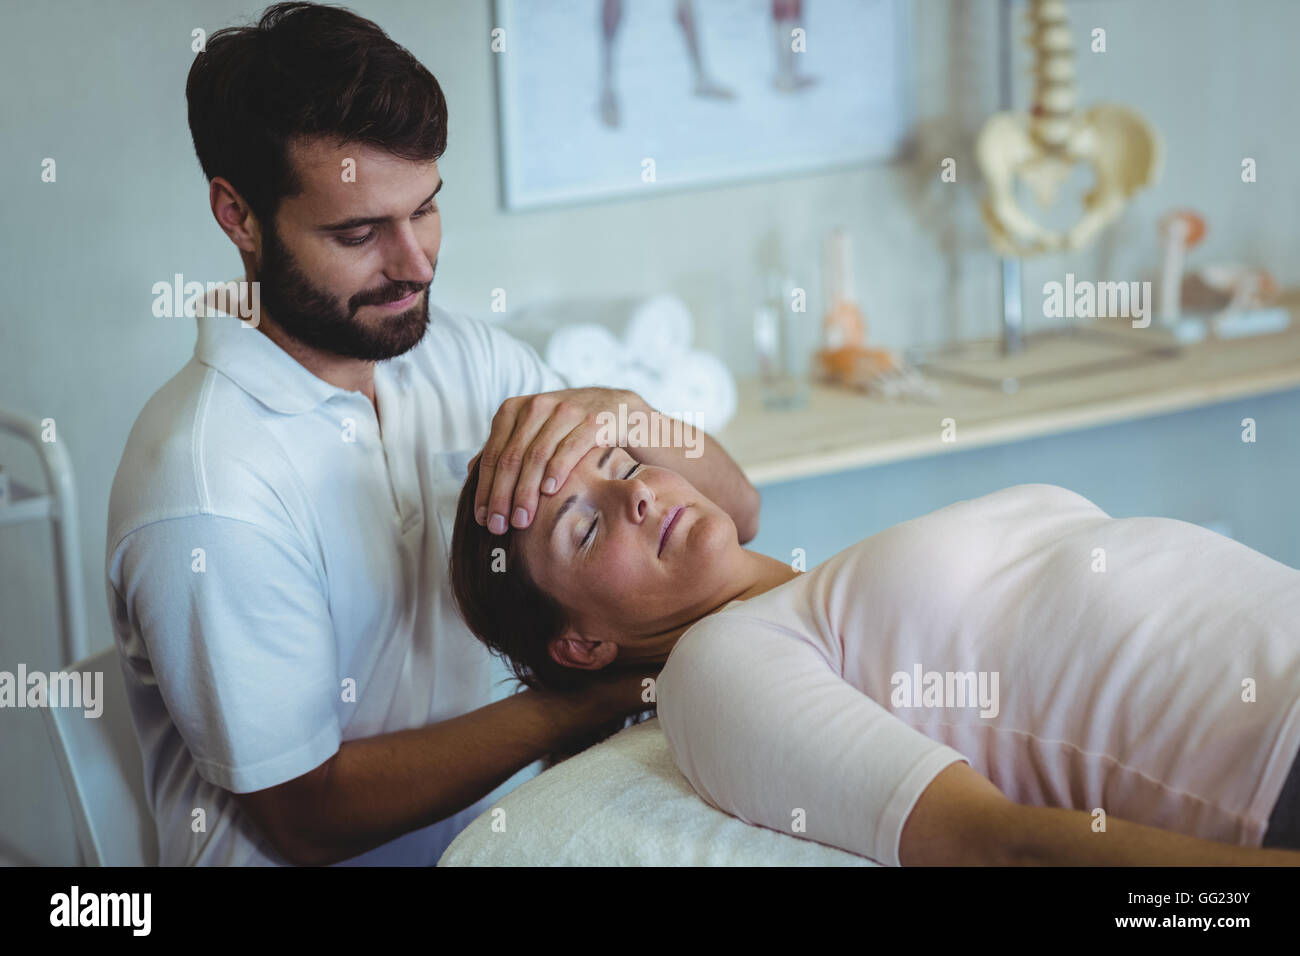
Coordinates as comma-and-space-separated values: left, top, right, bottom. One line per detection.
473, 387, 643, 535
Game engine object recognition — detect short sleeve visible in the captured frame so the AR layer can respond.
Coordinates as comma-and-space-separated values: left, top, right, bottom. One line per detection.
111, 513, 342, 793
657, 618, 969, 867
480, 319, 570, 404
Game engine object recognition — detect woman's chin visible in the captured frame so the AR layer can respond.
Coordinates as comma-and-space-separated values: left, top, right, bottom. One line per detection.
667, 511, 737, 567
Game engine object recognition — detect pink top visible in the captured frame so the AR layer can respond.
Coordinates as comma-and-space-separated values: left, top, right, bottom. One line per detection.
657, 484, 1300, 866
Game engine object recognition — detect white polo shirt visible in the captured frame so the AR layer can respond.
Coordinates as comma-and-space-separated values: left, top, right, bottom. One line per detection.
105, 302, 567, 865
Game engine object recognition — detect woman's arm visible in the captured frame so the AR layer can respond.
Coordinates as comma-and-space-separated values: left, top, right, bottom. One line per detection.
657, 620, 972, 866
1010, 804, 1300, 865
901, 762, 1300, 865
898, 762, 1021, 865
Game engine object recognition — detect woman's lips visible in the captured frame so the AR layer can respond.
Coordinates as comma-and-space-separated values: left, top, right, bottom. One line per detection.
658, 505, 685, 557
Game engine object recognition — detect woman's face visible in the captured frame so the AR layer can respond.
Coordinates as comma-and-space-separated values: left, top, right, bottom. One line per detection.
516, 445, 747, 654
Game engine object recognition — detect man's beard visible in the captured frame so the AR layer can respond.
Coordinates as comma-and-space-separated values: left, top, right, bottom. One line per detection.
255, 220, 434, 361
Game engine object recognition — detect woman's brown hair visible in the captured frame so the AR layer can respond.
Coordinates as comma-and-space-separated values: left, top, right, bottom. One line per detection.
449, 457, 602, 693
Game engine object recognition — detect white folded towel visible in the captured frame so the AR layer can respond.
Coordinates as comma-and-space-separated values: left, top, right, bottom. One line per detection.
543, 324, 625, 388
611, 361, 670, 411
504, 296, 737, 432
657, 350, 738, 434
437, 718, 877, 866
624, 294, 694, 362
506, 295, 693, 373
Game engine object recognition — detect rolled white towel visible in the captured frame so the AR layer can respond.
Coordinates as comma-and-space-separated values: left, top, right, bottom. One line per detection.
543, 324, 626, 388
624, 294, 694, 365
510, 295, 694, 365
657, 350, 737, 434
612, 361, 670, 412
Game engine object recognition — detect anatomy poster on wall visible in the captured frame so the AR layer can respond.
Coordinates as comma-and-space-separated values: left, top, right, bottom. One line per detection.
494, 0, 911, 210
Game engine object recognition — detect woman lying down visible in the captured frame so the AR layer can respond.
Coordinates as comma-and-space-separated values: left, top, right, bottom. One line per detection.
449, 445, 1300, 866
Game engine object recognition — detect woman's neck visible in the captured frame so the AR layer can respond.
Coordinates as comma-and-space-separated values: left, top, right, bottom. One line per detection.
730, 548, 806, 603
626, 550, 804, 665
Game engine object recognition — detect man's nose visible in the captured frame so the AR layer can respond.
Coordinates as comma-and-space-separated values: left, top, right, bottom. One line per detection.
384, 221, 436, 285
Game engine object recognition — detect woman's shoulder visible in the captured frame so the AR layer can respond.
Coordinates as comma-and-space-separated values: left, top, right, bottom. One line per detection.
943, 483, 1110, 522
662, 578, 822, 679
671, 595, 786, 652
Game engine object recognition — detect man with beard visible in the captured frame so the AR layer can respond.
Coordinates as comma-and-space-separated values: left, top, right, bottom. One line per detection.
105, 2, 759, 866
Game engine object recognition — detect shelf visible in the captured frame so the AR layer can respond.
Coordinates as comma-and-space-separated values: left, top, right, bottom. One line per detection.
713, 293, 1300, 487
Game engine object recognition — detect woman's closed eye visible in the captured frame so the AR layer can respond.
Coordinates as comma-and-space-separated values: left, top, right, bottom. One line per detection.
580, 461, 641, 553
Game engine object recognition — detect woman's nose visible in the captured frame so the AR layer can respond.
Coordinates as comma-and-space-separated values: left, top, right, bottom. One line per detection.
623, 477, 652, 523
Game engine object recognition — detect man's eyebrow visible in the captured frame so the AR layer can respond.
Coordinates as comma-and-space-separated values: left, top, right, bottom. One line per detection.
317, 179, 444, 232
549, 450, 621, 545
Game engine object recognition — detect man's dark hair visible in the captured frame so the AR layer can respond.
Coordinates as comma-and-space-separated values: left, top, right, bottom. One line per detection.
186, 1, 448, 228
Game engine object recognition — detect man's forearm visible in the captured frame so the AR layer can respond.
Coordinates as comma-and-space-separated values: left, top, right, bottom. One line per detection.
292, 685, 624, 865
1012, 805, 1300, 865
622, 393, 760, 543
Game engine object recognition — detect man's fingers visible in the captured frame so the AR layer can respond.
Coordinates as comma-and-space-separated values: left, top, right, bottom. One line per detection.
484, 396, 555, 534
509, 401, 590, 529
538, 410, 610, 506
474, 399, 523, 528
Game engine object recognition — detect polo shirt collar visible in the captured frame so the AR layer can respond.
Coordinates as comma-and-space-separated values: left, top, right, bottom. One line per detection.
194, 312, 347, 414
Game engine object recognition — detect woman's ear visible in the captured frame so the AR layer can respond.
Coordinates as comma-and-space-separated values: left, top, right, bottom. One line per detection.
548, 625, 619, 671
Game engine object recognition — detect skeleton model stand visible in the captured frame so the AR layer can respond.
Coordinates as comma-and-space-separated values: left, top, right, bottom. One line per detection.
910, 0, 1176, 392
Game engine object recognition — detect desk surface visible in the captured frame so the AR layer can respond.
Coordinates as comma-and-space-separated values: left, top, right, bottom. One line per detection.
713, 293, 1300, 486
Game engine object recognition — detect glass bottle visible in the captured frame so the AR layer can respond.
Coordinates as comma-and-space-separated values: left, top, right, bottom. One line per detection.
754, 270, 810, 410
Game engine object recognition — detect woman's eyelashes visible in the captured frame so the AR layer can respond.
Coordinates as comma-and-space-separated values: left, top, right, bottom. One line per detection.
579, 462, 641, 553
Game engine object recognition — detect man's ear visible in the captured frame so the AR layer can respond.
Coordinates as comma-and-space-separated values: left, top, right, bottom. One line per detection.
548, 624, 619, 671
